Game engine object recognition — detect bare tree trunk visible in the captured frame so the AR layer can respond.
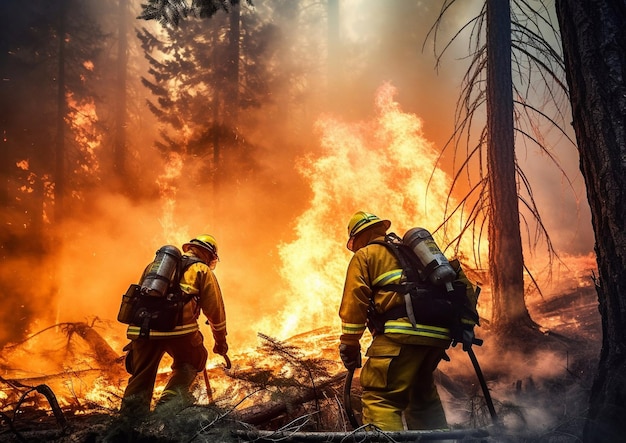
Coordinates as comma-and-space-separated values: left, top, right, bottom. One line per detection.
211, 22, 222, 215
486, 0, 535, 336
555, 1, 626, 441
113, 0, 129, 183
226, 2, 240, 122
0, 18, 9, 211
54, 0, 67, 222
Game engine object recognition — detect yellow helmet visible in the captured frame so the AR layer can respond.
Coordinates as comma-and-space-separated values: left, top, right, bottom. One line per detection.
183, 234, 219, 259
346, 211, 391, 250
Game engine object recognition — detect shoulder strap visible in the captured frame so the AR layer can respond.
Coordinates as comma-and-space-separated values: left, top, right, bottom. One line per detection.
370, 234, 424, 290
171, 255, 206, 300
369, 234, 429, 328
180, 254, 205, 270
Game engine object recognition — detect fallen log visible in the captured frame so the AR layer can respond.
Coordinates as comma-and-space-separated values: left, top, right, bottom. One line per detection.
232, 427, 491, 442
69, 322, 123, 368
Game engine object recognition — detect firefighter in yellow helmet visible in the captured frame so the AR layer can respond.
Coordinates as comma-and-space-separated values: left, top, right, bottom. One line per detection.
120, 234, 228, 418
339, 211, 456, 431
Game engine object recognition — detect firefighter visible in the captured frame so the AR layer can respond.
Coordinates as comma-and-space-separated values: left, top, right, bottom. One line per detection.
119, 234, 228, 418
339, 211, 453, 431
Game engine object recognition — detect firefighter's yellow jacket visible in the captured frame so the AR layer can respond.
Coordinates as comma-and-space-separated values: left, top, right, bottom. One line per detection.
126, 252, 227, 341
339, 234, 478, 347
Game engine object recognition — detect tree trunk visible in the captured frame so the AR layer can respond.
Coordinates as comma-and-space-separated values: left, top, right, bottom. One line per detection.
226, 2, 240, 122
486, 0, 535, 335
555, 1, 626, 441
54, 0, 67, 222
211, 22, 222, 215
113, 0, 129, 183
0, 7, 10, 210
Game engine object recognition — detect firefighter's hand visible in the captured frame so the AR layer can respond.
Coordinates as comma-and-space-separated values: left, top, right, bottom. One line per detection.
213, 340, 228, 356
339, 344, 361, 371
461, 327, 475, 352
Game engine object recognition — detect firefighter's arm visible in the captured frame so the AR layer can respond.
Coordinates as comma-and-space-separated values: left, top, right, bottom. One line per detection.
449, 259, 482, 350
338, 254, 371, 369
197, 268, 228, 355
450, 258, 480, 326
339, 253, 371, 345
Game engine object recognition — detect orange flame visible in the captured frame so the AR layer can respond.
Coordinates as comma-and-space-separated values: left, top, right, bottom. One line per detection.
66, 93, 101, 176
263, 83, 479, 339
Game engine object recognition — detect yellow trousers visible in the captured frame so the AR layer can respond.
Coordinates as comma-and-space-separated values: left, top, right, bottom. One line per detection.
360, 334, 449, 431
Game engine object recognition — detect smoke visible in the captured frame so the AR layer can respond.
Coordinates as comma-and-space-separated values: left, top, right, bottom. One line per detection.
438, 341, 592, 433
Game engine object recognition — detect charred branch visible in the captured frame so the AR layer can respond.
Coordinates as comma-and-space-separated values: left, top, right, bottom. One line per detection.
65, 321, 122, 368
234, 372, 345, 426
0, 382, 69, 442
232, 427, 491, 442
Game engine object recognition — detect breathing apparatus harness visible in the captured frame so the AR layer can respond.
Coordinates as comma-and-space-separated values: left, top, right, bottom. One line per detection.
366, 232, 479, 338
140, 252, 205, 338
117, 246, 205, 338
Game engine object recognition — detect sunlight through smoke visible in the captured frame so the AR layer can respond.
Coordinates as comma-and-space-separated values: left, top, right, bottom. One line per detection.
156, 152, 190, 245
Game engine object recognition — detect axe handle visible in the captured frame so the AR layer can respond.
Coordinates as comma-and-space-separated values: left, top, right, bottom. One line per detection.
467, 347, 498, 424
203, 368, 214, 403
343, 369, 360, 429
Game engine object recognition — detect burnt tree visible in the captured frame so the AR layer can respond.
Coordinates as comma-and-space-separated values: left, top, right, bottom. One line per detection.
54, 0, 68, 221
113, 0, 129, 183
486, 0, 535, 335
428, 0, 571, 342
555, 1, 626, 442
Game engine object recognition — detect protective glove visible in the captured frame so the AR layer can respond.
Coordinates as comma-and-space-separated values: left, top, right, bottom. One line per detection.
461, 326, 475, 352
213, 340, 228, 356
339, 343, 361, 371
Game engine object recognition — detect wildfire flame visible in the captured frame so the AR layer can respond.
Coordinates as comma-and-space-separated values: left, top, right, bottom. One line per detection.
266, 83, 477, 339
66, 93, 101, 177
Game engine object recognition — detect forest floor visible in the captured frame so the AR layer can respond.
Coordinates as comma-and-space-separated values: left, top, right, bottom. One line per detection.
0, 285, 601, 443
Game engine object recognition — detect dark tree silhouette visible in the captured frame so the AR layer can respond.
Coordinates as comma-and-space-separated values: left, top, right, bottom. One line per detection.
137, 0, 251, 26
555, 1, 626, 441
0, 0, 112, 347
55, 0, 68, 220
136, 3, 274, 195
113, 0, 130, 182
485, 0, 535, 337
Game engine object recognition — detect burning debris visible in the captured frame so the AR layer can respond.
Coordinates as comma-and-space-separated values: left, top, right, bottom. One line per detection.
0, 287, 600, 442
0, 325, 349, 441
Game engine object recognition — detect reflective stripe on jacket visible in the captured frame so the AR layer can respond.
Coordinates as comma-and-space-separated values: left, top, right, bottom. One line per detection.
384, 320, 451, 341
126, 323, 199, 339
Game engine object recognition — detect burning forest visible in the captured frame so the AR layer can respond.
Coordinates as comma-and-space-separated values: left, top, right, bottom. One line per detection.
0, 0, 607, 442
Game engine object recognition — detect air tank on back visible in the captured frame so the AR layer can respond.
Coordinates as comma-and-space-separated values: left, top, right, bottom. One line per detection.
140, 245, 181, 297
403, 227, 456, 291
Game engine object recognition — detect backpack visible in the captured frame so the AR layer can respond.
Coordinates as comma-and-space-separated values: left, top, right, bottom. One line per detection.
367, 232, 479, 339
117, 247, 203, 338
